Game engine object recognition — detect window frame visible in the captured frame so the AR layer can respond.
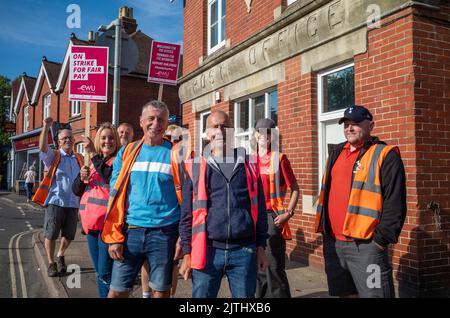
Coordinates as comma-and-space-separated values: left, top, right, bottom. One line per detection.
207, 0, 226, 55
317, 62, 355, 191
199, 111, 211, 155
71, 100, 81, 117
76, 142, 84, 155
43, 94, 51, 120
23, 105, 29, 132
234, 89, 277, 151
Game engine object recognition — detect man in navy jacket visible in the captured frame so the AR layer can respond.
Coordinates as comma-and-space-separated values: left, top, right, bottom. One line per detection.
179, 110, 268, 298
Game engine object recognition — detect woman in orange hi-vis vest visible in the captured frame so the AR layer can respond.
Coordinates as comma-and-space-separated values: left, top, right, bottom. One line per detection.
253, 118, 300, 298
72, 123, 120, 298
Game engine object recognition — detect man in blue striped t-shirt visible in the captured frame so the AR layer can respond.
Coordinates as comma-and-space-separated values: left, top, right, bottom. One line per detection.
106, 100, 181, 298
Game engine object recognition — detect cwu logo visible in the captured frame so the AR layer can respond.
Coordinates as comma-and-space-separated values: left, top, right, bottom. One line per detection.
79, 85, 96, 92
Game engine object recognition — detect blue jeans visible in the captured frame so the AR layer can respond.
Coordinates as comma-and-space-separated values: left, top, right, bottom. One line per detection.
192, 244, 257, 298
86, 231, 113, 298
110, 223, 178, 292
25, 183, 33, 200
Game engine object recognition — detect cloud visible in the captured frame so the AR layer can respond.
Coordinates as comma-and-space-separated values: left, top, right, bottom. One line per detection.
129, 0, 183, 18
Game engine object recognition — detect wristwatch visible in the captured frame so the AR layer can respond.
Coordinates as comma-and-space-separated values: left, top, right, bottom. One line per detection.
286, 209, 294, 217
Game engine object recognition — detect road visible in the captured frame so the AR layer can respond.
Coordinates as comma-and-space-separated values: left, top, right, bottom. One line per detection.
0, 194, 49, 298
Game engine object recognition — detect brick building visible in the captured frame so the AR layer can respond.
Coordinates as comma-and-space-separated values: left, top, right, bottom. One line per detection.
179, 0, 450, 296
9, 6, 181, 193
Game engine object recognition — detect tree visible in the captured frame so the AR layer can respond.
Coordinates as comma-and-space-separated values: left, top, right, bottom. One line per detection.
0, 75, 12, 189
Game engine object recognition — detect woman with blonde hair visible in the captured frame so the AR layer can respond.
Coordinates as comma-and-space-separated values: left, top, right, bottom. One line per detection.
72, 122, 120, 297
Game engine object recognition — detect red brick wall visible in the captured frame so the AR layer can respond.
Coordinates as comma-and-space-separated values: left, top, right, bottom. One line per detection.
407, 4, 450, 296
277, 55, 323, 268
17, 102, 25, 133
183, 0, 207, 75
54, 75, 180, 146
182, 0, 285, 77
32, 79, 54, 130
181, 2, 450, 296
116, 75, 181, 140
353, 8, 418, 295
227, 0, 281, 47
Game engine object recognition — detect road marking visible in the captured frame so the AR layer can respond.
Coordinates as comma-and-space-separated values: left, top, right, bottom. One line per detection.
8, 232, 20, 298
15, 232, 28, 298
25, 221, 34, 231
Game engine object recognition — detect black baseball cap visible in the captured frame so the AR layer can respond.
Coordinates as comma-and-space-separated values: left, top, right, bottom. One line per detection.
338, 105, 373, 124
255, 118, 276, 130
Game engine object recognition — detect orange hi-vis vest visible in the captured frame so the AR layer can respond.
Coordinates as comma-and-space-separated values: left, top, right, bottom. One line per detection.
185, 155, 260, 270
79, 157, 114, 234
315, 144, 399, 240
101, 139, 184, 244
267, 151, 292, 240
32, 150, 83, 207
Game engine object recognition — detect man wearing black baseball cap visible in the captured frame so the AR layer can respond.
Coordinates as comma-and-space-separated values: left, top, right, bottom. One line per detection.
338, 105, 373, 124
315, 105, 407, 298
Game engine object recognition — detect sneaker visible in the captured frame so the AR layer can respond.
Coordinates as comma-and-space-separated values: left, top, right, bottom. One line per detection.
56, 256, 67, 273
47, 263, 58, 277
26, 199, 30, 203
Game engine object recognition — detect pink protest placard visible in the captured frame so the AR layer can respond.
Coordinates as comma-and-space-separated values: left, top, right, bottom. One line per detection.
69, 45, 109, 102
147, 41, 181, 86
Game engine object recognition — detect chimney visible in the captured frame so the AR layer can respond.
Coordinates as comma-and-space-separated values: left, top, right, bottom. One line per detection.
119, 6, 137, 35
88, 31, 95, 43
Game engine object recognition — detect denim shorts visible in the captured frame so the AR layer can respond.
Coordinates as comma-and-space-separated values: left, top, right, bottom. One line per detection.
109, 223, 178, 293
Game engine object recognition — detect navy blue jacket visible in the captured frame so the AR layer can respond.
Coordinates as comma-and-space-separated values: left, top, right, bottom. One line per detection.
179, 150, 268, 255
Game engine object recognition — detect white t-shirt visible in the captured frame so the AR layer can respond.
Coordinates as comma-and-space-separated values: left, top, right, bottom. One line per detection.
24, 170, 36, 184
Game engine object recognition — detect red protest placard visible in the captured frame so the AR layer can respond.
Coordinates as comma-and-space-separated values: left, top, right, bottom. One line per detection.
147, 41, 181, 86
69, 45, 109, 102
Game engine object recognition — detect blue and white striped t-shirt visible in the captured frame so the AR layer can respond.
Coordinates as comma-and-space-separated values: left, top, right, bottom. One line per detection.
110, 141, 180, 228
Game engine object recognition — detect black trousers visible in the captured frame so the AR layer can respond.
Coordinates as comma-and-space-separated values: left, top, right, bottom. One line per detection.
256, 212, 291, 298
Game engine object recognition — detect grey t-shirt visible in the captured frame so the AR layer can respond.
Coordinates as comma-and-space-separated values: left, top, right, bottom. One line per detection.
215, 157, 236, 182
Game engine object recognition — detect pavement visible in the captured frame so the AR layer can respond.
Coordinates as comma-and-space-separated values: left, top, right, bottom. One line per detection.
2, 191, 332, 298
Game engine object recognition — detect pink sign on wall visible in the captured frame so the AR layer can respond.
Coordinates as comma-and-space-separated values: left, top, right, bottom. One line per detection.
147, 41, 181, 86
69, 45, 109, 102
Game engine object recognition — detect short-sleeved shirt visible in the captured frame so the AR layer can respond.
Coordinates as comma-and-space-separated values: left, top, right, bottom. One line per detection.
110, 141, 180, 228
39, 148, 81, 208
259, 153, 297, 211
328, 143, 361, 241
24, 170, 36, 183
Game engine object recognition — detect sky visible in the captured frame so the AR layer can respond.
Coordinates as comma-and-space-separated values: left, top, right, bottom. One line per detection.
0, 0, 184, 81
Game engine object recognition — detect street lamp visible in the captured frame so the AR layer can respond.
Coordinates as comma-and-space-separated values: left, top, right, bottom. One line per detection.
97, 18, 123, 127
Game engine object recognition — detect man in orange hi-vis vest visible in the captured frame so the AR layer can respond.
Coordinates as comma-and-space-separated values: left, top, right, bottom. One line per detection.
102, 100, 184, 299
179, 110, 269, 298
316, 105, 407, 298
33, 117, 83, 277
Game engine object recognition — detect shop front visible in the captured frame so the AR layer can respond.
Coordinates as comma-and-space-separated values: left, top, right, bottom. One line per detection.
11, 129, 54, 194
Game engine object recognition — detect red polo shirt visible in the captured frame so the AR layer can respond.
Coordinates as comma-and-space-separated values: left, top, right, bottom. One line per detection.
328, 143, 361, 241
260, 153, 297, 211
